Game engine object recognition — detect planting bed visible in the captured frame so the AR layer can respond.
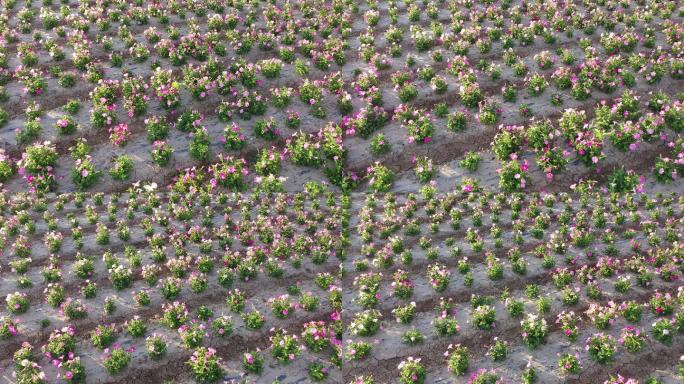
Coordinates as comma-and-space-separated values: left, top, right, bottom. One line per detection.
0, 0, 683, 383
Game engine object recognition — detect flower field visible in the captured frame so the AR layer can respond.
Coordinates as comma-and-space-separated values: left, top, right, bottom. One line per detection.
0, 0, 683, 383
